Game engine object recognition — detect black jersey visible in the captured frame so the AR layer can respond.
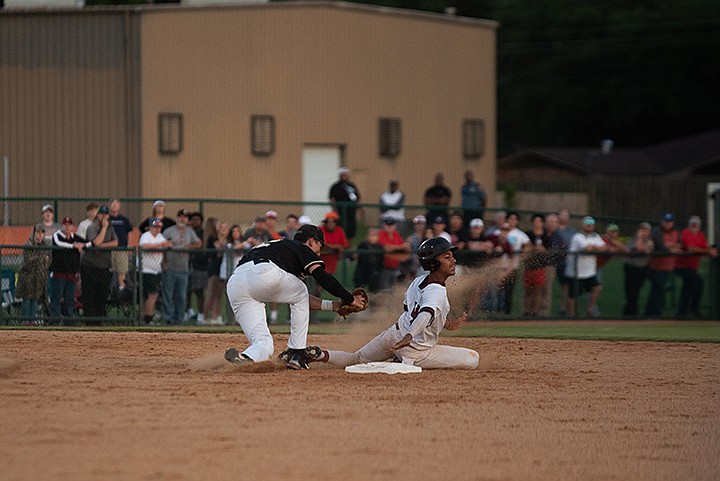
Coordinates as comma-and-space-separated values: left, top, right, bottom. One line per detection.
238, 239, 324, 279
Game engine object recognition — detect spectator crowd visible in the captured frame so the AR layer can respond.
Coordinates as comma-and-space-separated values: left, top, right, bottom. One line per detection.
6, 169, 718, 324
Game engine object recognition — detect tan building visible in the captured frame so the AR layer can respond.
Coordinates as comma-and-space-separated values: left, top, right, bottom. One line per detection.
0, 2, 497, 224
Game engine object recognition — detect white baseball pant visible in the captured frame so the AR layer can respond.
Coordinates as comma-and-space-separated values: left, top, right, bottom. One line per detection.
226, 261, 310, 362
327, 324, 479, 370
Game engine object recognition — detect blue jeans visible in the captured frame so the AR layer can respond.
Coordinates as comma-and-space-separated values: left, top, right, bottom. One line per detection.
162, 269, 189, 325
675, 267, 703, 316
645, 269, 670, 317
21, 299, 39, 318
49, 276, 75, 320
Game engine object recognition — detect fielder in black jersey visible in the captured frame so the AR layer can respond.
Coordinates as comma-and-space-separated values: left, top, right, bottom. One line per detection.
225, 224, 366, 370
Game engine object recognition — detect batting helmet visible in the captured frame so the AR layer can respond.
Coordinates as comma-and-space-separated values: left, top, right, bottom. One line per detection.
417, 237, 457, 271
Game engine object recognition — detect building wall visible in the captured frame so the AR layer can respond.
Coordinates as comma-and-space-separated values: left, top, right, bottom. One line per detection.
139, 3, 497, 208
0, 10, 139, 211
1, 3, 497, 225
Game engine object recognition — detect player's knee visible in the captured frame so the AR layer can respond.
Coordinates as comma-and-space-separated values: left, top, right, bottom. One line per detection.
465, 350, 480, 369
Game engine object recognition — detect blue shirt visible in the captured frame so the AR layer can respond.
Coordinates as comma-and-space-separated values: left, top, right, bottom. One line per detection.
109, 214, 133, 247
461, 182, 486, 209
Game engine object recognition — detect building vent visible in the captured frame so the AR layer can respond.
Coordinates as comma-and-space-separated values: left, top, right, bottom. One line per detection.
379, 117, 401, 158
463, 119, 485, 159
251, 115, 275, 156
158, 113, 183, 155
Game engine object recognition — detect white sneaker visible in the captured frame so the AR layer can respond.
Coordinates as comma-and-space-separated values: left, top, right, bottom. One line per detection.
210, 317, 224, 325
187, 308, 197, 319
270, 310, 278, 323
197, 313, 204, 322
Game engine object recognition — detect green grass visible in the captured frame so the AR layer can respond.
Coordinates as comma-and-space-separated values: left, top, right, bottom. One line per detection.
444, 321, 720, 343
5, 320, 719, 343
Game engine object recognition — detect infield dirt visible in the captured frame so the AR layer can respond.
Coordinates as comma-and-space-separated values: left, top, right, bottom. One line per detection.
1, 330, 718, 481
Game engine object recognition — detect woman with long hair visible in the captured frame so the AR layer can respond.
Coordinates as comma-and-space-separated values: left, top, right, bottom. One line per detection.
138, 200, 176, 233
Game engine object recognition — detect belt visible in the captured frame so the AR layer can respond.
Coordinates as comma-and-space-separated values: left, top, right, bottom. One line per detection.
395, 322, 400, 331
253, 258, 270, 265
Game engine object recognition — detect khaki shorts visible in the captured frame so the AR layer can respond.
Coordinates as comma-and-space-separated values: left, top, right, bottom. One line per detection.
111, 250, 129, 274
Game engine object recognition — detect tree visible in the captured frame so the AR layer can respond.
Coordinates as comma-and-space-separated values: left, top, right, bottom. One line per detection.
343, 0, 720, 154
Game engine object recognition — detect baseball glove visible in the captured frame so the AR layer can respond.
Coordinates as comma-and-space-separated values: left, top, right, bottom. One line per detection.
337, 287, 369, 317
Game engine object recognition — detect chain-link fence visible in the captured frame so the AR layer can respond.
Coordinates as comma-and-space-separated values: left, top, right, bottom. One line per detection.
1, 244, 716, 326
1, 197, 717, 325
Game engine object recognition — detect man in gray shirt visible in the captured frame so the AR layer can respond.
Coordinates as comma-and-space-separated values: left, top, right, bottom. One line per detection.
162, 209, 201, 324
80, 205, 118, 323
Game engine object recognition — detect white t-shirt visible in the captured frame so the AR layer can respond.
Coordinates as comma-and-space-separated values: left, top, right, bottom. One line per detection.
565, 232, 605, 279
396, 275, 450, 350
379, 191, 406, 222
506, 228, 530, 269
138, 231, 167, 274
77, 218, 93, 240
507, 228, 530, 252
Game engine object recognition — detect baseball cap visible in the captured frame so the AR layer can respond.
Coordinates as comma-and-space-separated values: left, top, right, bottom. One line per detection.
41, 204, 53, 213
150, 218, 163, 228
413, 215, 426, 224
688, 215, 701, 225
582, 216, 596, 225
152, 200, 166, 209
265, 210, 278, 219
323, 211, 340, 222
337, 167, 351, 176
34, 223, 46, 232
470, 218, 484, 228
606, 223, 619, 232
662, 212, 675, 222
177, 209, 190, 217
97, 205, 109, 214
61, 216, 74, 225
298, 215, 312, 226
294, 224, 325, 245
254, 215, 267, 223
433, 216, 446, 224
639, 222, 652, 230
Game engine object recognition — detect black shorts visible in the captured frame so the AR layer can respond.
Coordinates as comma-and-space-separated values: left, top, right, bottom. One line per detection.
142, 273, 161, 298
557, 264, 572, 286
568, 275, 601, 298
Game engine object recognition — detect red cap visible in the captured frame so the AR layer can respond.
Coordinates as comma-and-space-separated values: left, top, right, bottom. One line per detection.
62, 217, 74, 225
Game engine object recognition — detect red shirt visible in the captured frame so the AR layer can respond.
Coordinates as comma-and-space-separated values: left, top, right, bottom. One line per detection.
378, 230, 406, 269
648, 229, 679, 272
319, 226, 348, 273
675, 228, 708, 270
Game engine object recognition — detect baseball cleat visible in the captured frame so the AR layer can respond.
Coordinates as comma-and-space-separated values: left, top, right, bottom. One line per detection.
286, 352, 310, 370
224, 347, 253, 366
305, 345, 324, 362
279, 346, 323, 363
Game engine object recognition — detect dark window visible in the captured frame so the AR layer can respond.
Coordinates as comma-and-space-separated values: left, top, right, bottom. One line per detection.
463, 119, 485, 159
379, 117, 401, 158
251, 115, 275, 156
158, 113, 183, 155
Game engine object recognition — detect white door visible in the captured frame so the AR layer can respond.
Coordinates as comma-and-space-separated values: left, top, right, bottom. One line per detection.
302, 146, 342, 223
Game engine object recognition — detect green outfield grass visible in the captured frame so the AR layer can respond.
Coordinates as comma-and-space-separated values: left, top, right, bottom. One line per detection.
444, 321, 720, 343
5, 320, 718, 343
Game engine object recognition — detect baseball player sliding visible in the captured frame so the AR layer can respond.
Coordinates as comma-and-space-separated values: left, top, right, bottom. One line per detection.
224, 224, 366, 370
306, 237, 480, 369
